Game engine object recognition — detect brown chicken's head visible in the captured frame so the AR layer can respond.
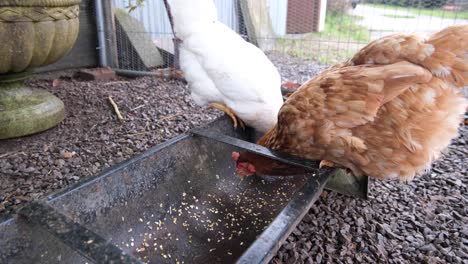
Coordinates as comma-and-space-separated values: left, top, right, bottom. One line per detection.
232, 151, 310, 177
232, 151, 256, 177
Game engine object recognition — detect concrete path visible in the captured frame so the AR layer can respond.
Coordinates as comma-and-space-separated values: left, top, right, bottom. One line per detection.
352, 4, 468, 39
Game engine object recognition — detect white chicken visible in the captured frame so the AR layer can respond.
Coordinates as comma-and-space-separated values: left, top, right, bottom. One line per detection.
168, 0, 283, 133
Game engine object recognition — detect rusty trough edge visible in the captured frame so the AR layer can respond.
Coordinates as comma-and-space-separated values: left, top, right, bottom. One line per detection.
237, 168, 337, 264
3, 121, 333, 264
190, 128, 320, 170
17, 202, 143, 264
190, 128, 339, 264
47, 133, 191, 201
191, 128, 369, 200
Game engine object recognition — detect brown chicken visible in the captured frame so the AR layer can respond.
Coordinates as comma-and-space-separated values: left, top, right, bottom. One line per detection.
233, 25, 468, 181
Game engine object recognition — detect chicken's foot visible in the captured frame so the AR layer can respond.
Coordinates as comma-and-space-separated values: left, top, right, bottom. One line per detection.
319, 160, 335, 168
210, 102, 245, 129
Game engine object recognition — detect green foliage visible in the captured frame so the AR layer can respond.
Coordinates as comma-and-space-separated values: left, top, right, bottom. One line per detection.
327, 0, 353, 13
366, 3, 468, 19
274, 11, 370, 65
383, 14, 416, 18
366, 0, 448, 9
125, 0, 145, 13
319, 11, 370, 42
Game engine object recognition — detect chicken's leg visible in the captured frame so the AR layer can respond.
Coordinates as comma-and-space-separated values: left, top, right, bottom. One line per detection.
210, 102, 245, 129
319, 160, 335, 168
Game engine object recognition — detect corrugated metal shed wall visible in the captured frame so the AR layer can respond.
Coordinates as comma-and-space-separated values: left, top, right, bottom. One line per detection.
112, 0, 290, 38
267, 0, 288, 35
113, 0, 240, 38
35, 0, 292, 72
215, 0, 240, 31
37, 0, 98, 72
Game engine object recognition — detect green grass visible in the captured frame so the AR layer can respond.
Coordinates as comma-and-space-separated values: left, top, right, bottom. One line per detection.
383, 14, 416, 18
315, 11, 370, 42
273, 11, 370, 65
365, 3, 468, 19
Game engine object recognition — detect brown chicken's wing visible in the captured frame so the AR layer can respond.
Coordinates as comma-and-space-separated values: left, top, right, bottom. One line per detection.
267, 61, 432, 176
351, 25, 468, 87
239, 25, 467, 181
280, 61, 432, 129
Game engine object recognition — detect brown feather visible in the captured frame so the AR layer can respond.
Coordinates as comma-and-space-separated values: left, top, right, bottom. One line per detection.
238, 25, 468, 181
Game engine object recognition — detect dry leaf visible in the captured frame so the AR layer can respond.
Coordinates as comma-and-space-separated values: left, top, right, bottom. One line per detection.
52, 79, 61, 87
63, 151, 75, 159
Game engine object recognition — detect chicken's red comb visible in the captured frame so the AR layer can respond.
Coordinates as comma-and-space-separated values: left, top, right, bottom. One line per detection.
232, 151, 240, 161
247, 164, 256, 173
282, 81, 301, 89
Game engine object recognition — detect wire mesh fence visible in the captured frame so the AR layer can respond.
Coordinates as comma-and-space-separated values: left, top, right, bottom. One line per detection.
109, 0, 468, 71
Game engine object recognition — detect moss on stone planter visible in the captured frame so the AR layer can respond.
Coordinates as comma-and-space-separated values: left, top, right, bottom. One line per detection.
0, 0, 79, 139
0, 78, 65, 139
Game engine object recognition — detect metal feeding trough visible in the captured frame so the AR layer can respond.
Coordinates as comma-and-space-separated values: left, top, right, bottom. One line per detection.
0, 116, 367, 264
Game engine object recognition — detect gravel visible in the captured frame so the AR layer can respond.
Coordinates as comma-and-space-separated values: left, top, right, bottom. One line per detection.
0, 53, 466, 263
267, 52, 327, 85
0, 74, 221, 217
268, 54, 468, 264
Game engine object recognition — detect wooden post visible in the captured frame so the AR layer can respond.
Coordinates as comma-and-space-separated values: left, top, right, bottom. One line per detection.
239, 0, 276, 51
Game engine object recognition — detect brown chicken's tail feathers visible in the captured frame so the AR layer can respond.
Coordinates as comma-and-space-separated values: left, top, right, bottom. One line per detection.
421, 24, 468, 87
350, 25, 468, 87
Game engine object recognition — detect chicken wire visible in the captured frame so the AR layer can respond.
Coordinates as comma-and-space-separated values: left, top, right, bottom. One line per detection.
109, 0, 468, 70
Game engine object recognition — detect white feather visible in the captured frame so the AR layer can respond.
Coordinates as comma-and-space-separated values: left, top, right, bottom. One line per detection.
169, 0, 283, 133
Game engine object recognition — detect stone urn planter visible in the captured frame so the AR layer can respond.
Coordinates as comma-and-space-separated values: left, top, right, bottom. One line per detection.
0, 0, 81, 139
